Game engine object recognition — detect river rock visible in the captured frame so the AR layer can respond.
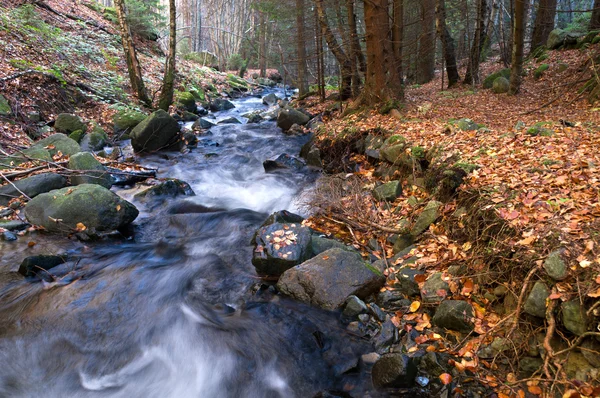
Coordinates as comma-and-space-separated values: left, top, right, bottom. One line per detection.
277, 109, 310, 132
209, 98, 235, 112
561, 300, 588, 336
134, 178, 195, 200
176, 92, 197, 112
130, 110, 181, 153
544, 250, 568, 280
412, 200, 442, 236
421, 272, 450, 304
54, 113, 87, 134
18, 255, 66, 277
310, 235, 353, 256
262, 93, 280, 106
523, 281, 550, 318
245, 112, 263, 124
432, 300, 474, 333
218, 117, 241, 125
25, 184, 138, 233
0, 173, 67, 205
68, 152, 113, 189
276, 248, 385, 310
342, 295, 368, 318
113, 108, 146, 135
32, 133, 81, 157
372, 180, 402, 202
193, 118, 217, 130
0, 219, 29, 231
374, 319, 398, 353
1, 231, 17, 241
395, 265, 424, 297
263, 154, 305, 172
252, 222, 312, 275
371, 353, 417, 389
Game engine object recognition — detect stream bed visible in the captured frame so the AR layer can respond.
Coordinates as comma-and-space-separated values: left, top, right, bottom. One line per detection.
0, 91, 378, 397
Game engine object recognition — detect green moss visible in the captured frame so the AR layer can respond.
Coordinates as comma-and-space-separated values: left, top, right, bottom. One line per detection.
378, 99, 402, 115
411, 146, 426, 159
454, 162, 481, 173
113, 108, 146, 133
483, 68, 511, 89
69, 129, 85, 143
0, 94, 11, 117
364, 261, 383, 276
534, 64, 550, 79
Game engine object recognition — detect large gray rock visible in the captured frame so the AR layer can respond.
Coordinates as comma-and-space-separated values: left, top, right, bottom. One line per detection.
209, 98, 235, 112
432, 300, 474, 332
411, 200, 442, 236
277, 109, 310, 131
262, 93, 281, 106
0, 173, 67, 205
193, 118, 217, 130
31, 133, 81, 157
421, 272, 450, 303
68, 152, 113, 189
25, 184, 138, 233
54, 113, 87, 134
134, 178, 195, 200
252, 222, 312, 275
493, 77, 510, 94
547, 29, 582, 49
130, 110, 181, 153
276, 248, 385, 310
544, 250, 568, 280
561, 300, 588, 336
523, 281, 550, 318
263, 154, 305, 172
371, 353, 417, 389
372, 180, 402, 202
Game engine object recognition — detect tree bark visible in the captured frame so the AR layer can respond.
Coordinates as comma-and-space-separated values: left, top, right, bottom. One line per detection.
158, 0, 177, 111
361, 0, 403, 104
259, 11, 267, 78
296, 0, 309, 96
392, 0, 404, 85
436, 0, 460, 87
348, 0, 364, 97
509, 0, 527, 95
590, 0, 600, 30
464, 0, 490, 84
315, 0, 353, 100
531, 0, 557, 51
417, 0, 436, 84
113, 0, 151, 106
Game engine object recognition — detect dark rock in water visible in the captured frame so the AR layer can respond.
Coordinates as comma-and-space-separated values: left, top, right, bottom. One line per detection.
262, 93, 281, 106
25, 184, 138, 233
432, 300, 474, 333
0, 220, 29, 231
277, 108, 310, 132
368, 303, 387, 322
168, 200, 224, 214
371, 353, 417, 389
130, 110, 181, 153
260, 210, 305, 227
54, 113, 87, 134
182, 131, 198, 147
209, 98, 235, 112
263, 154, 305, 172
196, 106, 208, 116
1, 231, 17, 241
276, 248, 385, 310
374, 319, 398, 352
0, 173, 67, 206
193, 118, 217, 130
134, 178, 195, 200
252, 222, 312, 276
245, 112, 263, 124
182, 111, 199, 122
105, 167, 156, 187
18, 255, 66, 277
218, 117, 241, 125
68, 152, 113, 189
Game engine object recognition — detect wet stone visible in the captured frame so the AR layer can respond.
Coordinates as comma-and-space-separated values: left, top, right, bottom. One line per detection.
432, 300, 474, 333
18, 255, 66, 277
421, 272, 450, 304
371, 353, 417, 389
342, 295, 368, 318
523, 281, 550, 318
368, 303, 387, 322
1, 231, 17, 241
374, 319, 398, 353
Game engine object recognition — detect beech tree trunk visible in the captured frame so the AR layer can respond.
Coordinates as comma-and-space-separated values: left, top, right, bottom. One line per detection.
392, 0, 404, 85
436, 0, 460, 87
348, 0, 364, 97
509, 0, 527, 95
315, 0, 353, 100
259, 11, 267, 78
531, 0, 557, 51
114, 0, 151, 106
361, 0, 403, 104
315, 5, 326, 101
296, 0, 309, 96
158, 0, 176, 111
590, 0, 600, 30
464, 0, 490, 84
417, 0, 436, 84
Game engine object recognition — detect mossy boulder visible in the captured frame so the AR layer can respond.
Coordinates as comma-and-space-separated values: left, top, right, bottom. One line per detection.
130, 110, 181, 153
69, 129, 85, 143
31, 133, 81, 157
492, 77, 510, 94
0, 94, 12, 117
113, 108, 146, 135
54, 113, 87, 134
483, 68, 511, 89
524, 281, 550, 318
547, 29, 581, 50
80, 123, 109, 151
534, 64, 549, 79
176, 91, 197, 112
544, 250, 568, 280
25, 184, 138, 233
412, 200, 442, 236
561, 301, 588, 336
68, 152, 113, 189
456, 118, 480, 131
373, 180, 403, 202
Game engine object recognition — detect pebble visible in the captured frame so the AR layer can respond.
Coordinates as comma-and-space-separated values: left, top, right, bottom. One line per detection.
1, 231, 17, 241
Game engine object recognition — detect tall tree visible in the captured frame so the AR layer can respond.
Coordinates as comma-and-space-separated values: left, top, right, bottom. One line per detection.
464, 0, 490, 84
590, 0, 600, 30
259, 10, 267, 77
361, 0, 403, 104
436, 0, 460, 87
158, 0, 176, 111
392, 0, 404, 87
315, 0, 353, 100
417, 0, 436, 84
114, 0, 151, 106
296, 0, 309, 96
531, 0, 557, 51
348, 0, 365, 96
509, 0, 527, 95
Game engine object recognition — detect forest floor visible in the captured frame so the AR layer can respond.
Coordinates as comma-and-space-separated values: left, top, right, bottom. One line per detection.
299, 47, 600, 396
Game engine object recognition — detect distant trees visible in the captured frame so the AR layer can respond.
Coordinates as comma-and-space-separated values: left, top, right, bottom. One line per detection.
531, 0, 558, 51
591, 0, 600, 30
436, 0, 460, 87
157, 0, 176, 111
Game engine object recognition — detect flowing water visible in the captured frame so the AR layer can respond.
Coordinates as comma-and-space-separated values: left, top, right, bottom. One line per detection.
0, 90, 375, 398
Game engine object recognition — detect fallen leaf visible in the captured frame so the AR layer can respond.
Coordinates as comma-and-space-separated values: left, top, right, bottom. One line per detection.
439, 373, 452, 385
409, 301, 421, 313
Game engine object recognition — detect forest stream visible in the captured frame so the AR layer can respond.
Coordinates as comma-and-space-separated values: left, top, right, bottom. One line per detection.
0, 90, 376, 398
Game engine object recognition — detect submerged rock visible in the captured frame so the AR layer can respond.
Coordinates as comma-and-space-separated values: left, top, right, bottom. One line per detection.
252, 222, 312, 275
276, 248, 385, 310
193, 118, 217, 130
18, 255, 66, 277
25, 184, 138, 233
263, 154, 305, 172
134, 178, 195, 200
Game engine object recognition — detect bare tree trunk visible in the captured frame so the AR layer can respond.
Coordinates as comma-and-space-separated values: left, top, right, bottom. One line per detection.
315, 5, 326, 101
509, 0, 527, 95
590, 0, 600, 30
361, 0, 403, 104
392, 0, 404, 86
114, 0, 151, 106
531, 0, 557, 51
315, 0, 353, 100
347, 0, 362, 96
464, 0, 490, 84
436, 0, 460, 87
158, 0, 176, 111
417, 0, 436, 84
259, 11, 267, 77
348, 0, 366, 74
296, 0, 309, 96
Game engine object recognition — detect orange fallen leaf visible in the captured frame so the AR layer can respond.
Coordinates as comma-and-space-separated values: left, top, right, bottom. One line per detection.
409, 301, 421, 313
439, 373, 452, 385
528, 385, 543, 395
